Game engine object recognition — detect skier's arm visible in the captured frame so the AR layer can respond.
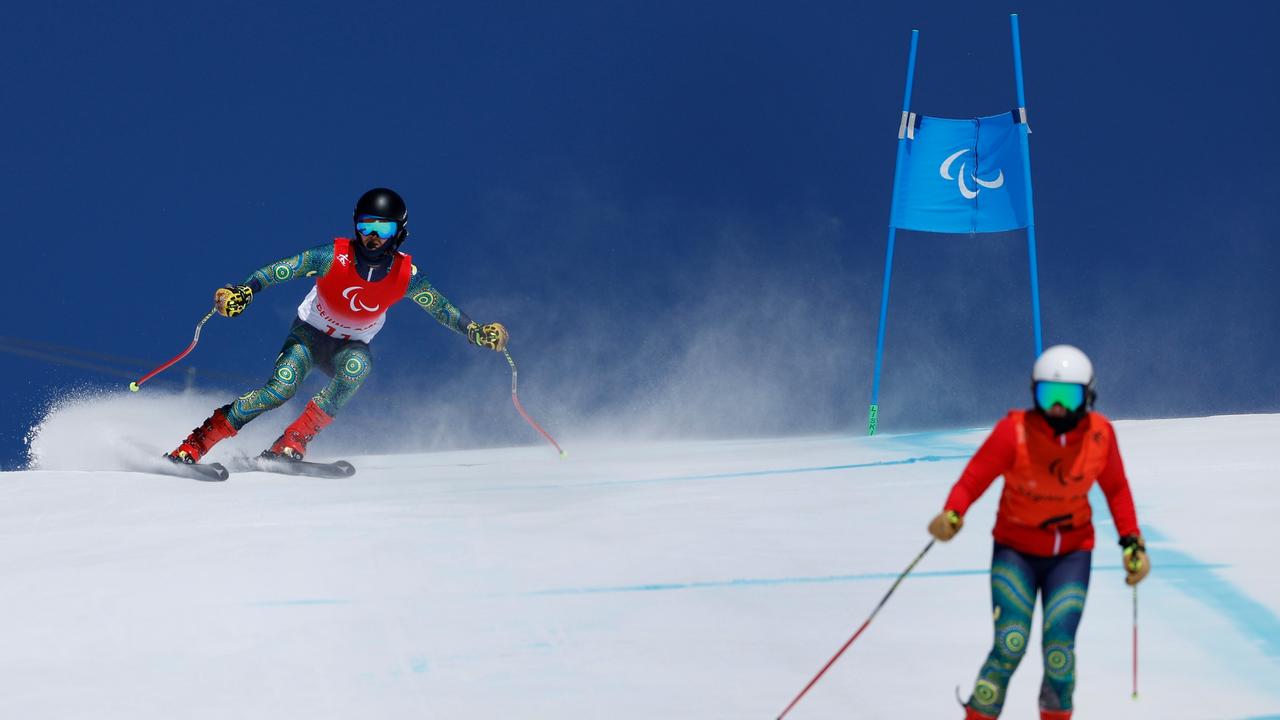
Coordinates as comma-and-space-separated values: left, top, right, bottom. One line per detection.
213, 244, 334, 318
403, 268, 510, 351
1097, 431, 1148, 584
242, 243, 335, 293
928, 419, 1015, 541
1096, 432, 1141, 538
404, 267, 474, 335
945, 416, 1018, 516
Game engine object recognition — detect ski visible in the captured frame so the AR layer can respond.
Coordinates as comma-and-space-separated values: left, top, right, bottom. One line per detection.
157, 458, 229, 482
234, 454, 356, 478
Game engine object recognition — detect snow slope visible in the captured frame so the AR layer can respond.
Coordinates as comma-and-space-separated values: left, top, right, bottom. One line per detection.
4, 408, 1278, 719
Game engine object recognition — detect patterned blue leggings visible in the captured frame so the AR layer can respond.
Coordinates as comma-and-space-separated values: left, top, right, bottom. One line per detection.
968, 544, 1091, 717
224, 318, 372, 429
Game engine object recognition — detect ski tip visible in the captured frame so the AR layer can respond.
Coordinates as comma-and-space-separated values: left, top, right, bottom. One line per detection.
159, 454, 228, 481
247, 455, 356, 478
185, 462, 228, 481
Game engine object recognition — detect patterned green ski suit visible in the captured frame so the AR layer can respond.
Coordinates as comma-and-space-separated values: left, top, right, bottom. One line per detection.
223, 241, 480, 430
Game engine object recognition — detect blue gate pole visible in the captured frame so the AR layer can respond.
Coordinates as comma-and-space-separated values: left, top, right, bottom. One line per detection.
1011, 14, 1043, 356
868, 29, 919, 436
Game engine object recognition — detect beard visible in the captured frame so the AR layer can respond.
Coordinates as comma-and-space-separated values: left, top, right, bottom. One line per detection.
353, 235, 392, 263
1038, 406, 1087, 435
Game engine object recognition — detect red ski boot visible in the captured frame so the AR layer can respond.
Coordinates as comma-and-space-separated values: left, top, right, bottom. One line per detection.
266, 400, 333, 460
168, 405, 237, 463
1040, 710, 1072, 720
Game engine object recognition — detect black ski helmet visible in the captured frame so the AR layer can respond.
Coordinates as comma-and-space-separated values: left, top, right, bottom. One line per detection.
353, 187, 409, 252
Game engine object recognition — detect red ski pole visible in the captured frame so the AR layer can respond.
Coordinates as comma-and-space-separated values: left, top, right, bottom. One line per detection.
129, 307, 218, 392
503, 348, 566, 459
776, 540, 935, 720
1132, 585, 1139, 699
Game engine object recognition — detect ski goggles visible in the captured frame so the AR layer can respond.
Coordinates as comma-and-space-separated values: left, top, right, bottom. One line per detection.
356, 219, 398, 240
1034, 381, 1086, 412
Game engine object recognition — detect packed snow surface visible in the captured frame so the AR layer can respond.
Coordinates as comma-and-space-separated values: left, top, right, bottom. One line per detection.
4, 407, 1278, 718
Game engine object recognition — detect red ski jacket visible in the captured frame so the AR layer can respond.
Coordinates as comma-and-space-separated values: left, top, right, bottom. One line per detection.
944, 410, 1140, 557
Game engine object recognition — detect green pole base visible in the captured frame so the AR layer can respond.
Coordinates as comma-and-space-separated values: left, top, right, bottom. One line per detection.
867, 404, 879, 436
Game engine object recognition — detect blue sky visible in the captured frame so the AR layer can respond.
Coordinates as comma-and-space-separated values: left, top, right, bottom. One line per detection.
2, 1, 1277, 468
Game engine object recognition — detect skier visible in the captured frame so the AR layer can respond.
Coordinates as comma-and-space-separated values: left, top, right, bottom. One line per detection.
926, 345, 1150, 720
166, 187, 509, 467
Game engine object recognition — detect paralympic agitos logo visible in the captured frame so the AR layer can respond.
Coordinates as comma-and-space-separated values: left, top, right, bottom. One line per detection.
939, 148, 1004, 199
342, 286, 381, 313
1048, 458, 1085, 486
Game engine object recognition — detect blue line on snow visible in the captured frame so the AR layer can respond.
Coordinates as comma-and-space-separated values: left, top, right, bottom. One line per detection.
615, 453, 974, 484
249, 599, 350, 607
882, 428, 984, 456
1088, 488, 1280, 665
472, 453, 974, 492
1156, 544, 1280, 662
1038, 487, 1280, 705
527, 563, 1227, 596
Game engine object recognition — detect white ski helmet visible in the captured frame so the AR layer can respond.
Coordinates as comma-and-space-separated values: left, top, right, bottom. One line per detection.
1032, 344, 1094, 385
1032, 344, 1097, 416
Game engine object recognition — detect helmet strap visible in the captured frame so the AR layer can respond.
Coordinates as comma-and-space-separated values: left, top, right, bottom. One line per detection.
386, 228, 408, 254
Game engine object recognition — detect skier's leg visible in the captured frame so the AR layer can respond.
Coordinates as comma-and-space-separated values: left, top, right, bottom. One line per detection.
1037, 549, 1091, 718
967, 543, 1038, 718
168, 405, 238, 463
313, 341, 373, 415
225, 321, 316, 428
169, 322, 315, 462
267, 340, 371, 458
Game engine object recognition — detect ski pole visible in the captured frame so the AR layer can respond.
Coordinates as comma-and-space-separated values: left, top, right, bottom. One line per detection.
129, 307, 218, 392
1131, 584, 1139, 699
503, 348, 566, 458
776, 539, 935, 720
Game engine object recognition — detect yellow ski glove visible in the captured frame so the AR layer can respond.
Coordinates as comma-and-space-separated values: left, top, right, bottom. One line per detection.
214, 284, 254, 318
467, 321, 509, 351
928, 510, 964, 541
1121, 535, 1150, 586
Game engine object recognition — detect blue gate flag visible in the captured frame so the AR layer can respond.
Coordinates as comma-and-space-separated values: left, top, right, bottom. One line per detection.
890, 112, 1029, 234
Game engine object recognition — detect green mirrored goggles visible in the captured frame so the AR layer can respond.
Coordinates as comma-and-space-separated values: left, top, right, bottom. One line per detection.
1035, 381, 1086, 412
